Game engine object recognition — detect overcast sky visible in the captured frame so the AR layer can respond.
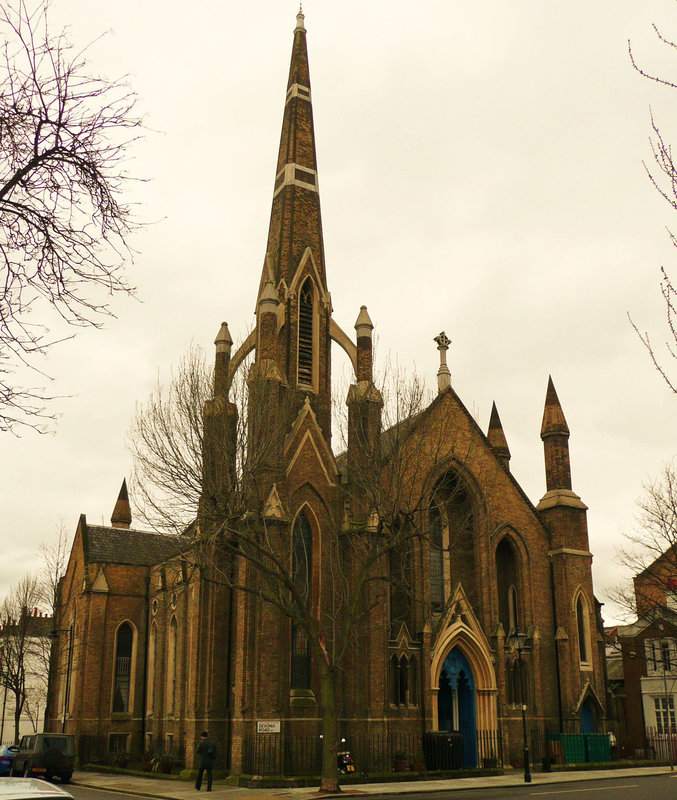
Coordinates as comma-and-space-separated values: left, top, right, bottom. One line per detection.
2, 0, 677, 624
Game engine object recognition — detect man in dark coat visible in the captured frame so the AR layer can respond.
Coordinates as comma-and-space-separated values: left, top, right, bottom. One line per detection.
195, 731, 216, 791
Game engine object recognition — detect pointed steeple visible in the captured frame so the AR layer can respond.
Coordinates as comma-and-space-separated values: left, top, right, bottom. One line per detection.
487, 402, 511, 469
250, 11, 333, 438
110, 479, 132, 529
540, 377, 572, 491
258, 8, 327, 299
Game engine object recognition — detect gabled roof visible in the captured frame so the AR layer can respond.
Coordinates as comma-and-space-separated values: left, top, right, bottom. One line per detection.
337, 385, 544, 527
84, 523, 190, 567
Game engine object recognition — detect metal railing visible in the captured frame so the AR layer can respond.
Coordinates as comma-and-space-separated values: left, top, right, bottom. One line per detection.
243, 729, 502, 776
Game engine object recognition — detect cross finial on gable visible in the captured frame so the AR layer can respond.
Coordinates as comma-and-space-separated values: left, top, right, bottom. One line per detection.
434, 331, 451, 392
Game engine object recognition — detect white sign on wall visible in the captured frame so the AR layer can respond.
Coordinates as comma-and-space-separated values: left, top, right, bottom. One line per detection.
257, 720, 281, 734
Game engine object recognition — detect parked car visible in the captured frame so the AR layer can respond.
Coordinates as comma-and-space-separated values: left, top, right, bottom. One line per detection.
0, 746, 19, 776
9, 734, 74, 784
0, 778, 74, 798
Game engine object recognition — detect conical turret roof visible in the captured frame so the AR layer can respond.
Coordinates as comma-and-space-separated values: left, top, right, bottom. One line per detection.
487, 401, 511, 462
110, 479, 132, 529
540, 376, 570, 438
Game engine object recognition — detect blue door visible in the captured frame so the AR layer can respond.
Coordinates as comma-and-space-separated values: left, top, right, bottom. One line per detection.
437, 648, 477, 767
580, 698, 594, 734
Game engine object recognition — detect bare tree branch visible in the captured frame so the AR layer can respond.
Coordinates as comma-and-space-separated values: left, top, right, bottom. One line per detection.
0, 0, 143, 432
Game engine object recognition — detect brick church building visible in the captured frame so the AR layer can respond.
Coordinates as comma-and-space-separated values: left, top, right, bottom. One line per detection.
46, 10, 608, 774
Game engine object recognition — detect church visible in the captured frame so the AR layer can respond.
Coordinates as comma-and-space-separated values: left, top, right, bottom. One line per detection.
46, 10, 608, 776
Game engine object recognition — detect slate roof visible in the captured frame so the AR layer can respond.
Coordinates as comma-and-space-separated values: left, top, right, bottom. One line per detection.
85, 524, 191, 567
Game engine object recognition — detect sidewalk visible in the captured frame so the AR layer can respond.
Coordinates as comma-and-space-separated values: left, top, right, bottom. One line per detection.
71, 765, 675, 800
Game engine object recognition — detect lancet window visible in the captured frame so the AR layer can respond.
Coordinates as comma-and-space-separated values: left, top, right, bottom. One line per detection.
496, 537, 520, 634
113, 622, 134, 712
298, 278, 314, 386
291, 512, 312, 689
389, 653, 418, 707
576, 593, 591, 664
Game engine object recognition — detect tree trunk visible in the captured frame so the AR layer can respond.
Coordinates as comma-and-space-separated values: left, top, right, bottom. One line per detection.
318, 665, 340, 793
14, 692, 24, 744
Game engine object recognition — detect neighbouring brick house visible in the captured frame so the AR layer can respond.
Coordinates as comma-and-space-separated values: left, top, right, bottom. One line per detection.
46, 10, 609, 774
615, 550, 677, 758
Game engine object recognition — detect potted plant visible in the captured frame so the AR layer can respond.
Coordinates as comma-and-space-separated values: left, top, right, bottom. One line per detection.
393, 750, 408, 772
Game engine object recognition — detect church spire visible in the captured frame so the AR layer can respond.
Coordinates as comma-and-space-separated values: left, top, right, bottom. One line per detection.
258, 7, 327, 299
252, 11, 332, 437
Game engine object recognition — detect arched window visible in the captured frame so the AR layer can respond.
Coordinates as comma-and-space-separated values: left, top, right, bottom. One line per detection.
147, 622, 157, 714
398, 655, 409, 706
389, 654, 399, 705
113, 623, 134, 712
507, 659, 528, 708
390, 539, 411, 627
496, 537, 520, 634
167, 617, 178, 713
429, 501, 445, 610
291, 512, 313, 689
576, 593, 590, 664
429, 470, 475, 611
409, 655, 418, 706
298, 278, 314, 386
389, 653, 417, 707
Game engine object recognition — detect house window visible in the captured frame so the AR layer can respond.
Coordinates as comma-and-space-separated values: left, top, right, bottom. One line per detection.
113, 623, 133, 712
662, 640, 672, 671
298, 278, 314, 386
646, 638, 675, 674
291, 512, 312, 689
654, 697, 676, 734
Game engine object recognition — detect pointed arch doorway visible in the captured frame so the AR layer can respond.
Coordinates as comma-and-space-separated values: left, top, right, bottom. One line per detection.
437, 648, 477, 768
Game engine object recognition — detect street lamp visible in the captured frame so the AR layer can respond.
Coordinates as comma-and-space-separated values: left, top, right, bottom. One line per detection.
510, 627, 531, 783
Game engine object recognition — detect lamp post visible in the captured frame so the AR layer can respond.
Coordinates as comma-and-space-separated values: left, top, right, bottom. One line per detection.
510, 627, 531, 783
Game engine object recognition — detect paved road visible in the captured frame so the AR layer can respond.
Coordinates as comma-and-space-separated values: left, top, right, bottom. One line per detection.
59, 767, 677, 800
382, 773, 677, 800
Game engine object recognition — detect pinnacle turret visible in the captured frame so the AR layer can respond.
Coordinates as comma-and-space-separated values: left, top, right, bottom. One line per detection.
487, 402, 511, 469
110, 479, 132, 529
540, 376, 572, 491
214, 321, 233, 398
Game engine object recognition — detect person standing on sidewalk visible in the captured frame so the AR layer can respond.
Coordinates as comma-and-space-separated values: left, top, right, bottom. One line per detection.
195, 731, 217, 791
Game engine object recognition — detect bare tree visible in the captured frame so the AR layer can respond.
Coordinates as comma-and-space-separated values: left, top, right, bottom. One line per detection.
0, 0, 142, 433
628, 22, 677, 393
37, 521, 70, 615
130, 346, 484, 791
0, 574, 50, 742
610, 460, 677, 620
